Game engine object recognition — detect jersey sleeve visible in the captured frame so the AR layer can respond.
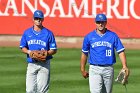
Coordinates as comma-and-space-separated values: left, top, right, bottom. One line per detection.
114, 34, 125, 53
19, 32, 28, 49
82, 35, 90, 55
48, 32, 57, 50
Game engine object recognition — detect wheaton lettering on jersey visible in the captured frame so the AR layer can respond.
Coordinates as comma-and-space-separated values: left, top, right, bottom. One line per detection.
0, 0, 139, 19
91, 41, 112, 48
28, 39, 46, 47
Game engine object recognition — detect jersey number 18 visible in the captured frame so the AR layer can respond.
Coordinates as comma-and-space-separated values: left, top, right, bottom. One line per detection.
106, 50, 111, 56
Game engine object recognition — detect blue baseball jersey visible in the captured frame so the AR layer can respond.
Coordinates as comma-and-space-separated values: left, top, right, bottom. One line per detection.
82, 29, 125, 65
20, 26, 57, 63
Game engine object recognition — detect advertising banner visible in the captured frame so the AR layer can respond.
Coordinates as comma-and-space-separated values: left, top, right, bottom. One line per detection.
0, 0, 140, 38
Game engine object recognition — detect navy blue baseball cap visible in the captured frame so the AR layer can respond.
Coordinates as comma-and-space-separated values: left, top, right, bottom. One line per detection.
95, 14, 107, 22
33, 10, 44, 18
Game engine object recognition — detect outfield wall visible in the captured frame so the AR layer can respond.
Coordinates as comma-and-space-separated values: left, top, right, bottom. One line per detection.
0, 35, 140, 49
0, 0, 140, 38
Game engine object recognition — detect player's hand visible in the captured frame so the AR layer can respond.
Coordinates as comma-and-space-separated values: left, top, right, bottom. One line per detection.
28, 50, 47, 62
115, 67, 130, 85
81, 71, 89, 79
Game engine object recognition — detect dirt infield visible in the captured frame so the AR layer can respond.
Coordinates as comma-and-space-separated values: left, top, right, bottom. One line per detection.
0, 35, 140, 49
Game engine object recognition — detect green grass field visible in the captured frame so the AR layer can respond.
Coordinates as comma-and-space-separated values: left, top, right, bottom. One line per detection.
0, 47, 139, 93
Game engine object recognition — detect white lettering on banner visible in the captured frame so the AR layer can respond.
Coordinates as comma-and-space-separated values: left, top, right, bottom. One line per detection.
130, 0, 140, 19
2, 0, 19, 16
92, 0, 103, 17
49, 0, 66, 17
67, 0, 93, 18
107, 0, 130, 19
0, 0, 139, 19
21, 0, 38, 16
40, 0, 50, 17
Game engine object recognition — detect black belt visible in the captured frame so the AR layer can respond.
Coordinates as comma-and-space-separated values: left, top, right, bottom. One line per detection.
33, 59, 47, 63
90, 64, 112, 67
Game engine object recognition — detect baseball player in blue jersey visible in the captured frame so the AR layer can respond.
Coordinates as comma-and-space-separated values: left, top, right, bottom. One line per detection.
20, 10, 57, 93
80, 14, 129, 93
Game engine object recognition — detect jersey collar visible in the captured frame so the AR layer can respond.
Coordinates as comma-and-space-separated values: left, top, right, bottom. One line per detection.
32, 26, 44, 35
95, 29, 107, 37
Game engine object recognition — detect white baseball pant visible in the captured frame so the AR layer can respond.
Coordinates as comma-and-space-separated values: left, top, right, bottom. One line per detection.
89, 65, 114, 93
26, 60, 50, 93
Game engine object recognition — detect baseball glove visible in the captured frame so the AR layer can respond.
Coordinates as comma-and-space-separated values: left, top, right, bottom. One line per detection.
29, 50, 47, 62
115, 67, 130, 85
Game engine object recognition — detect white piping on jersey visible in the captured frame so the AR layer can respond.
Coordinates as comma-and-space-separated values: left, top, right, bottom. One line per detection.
117, 48, 125, 53
82, 49, 88, 52
19, 46, 23, 48
50, 48, 57, 50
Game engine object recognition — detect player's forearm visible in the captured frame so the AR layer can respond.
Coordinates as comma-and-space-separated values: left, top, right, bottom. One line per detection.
47, 49, 57, 56
21, 47, 29, 54
80, 52, 88, 72
119, 51, 127, 68
21, 47, 57, 55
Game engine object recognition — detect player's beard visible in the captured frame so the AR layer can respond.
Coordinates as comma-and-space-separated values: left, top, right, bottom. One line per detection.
98, 26, 105, 31
35, 21, 42, 27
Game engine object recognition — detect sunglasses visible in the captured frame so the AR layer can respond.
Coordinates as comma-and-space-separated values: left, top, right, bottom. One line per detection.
34, 17, 43, 20
96, 21, 106, 24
